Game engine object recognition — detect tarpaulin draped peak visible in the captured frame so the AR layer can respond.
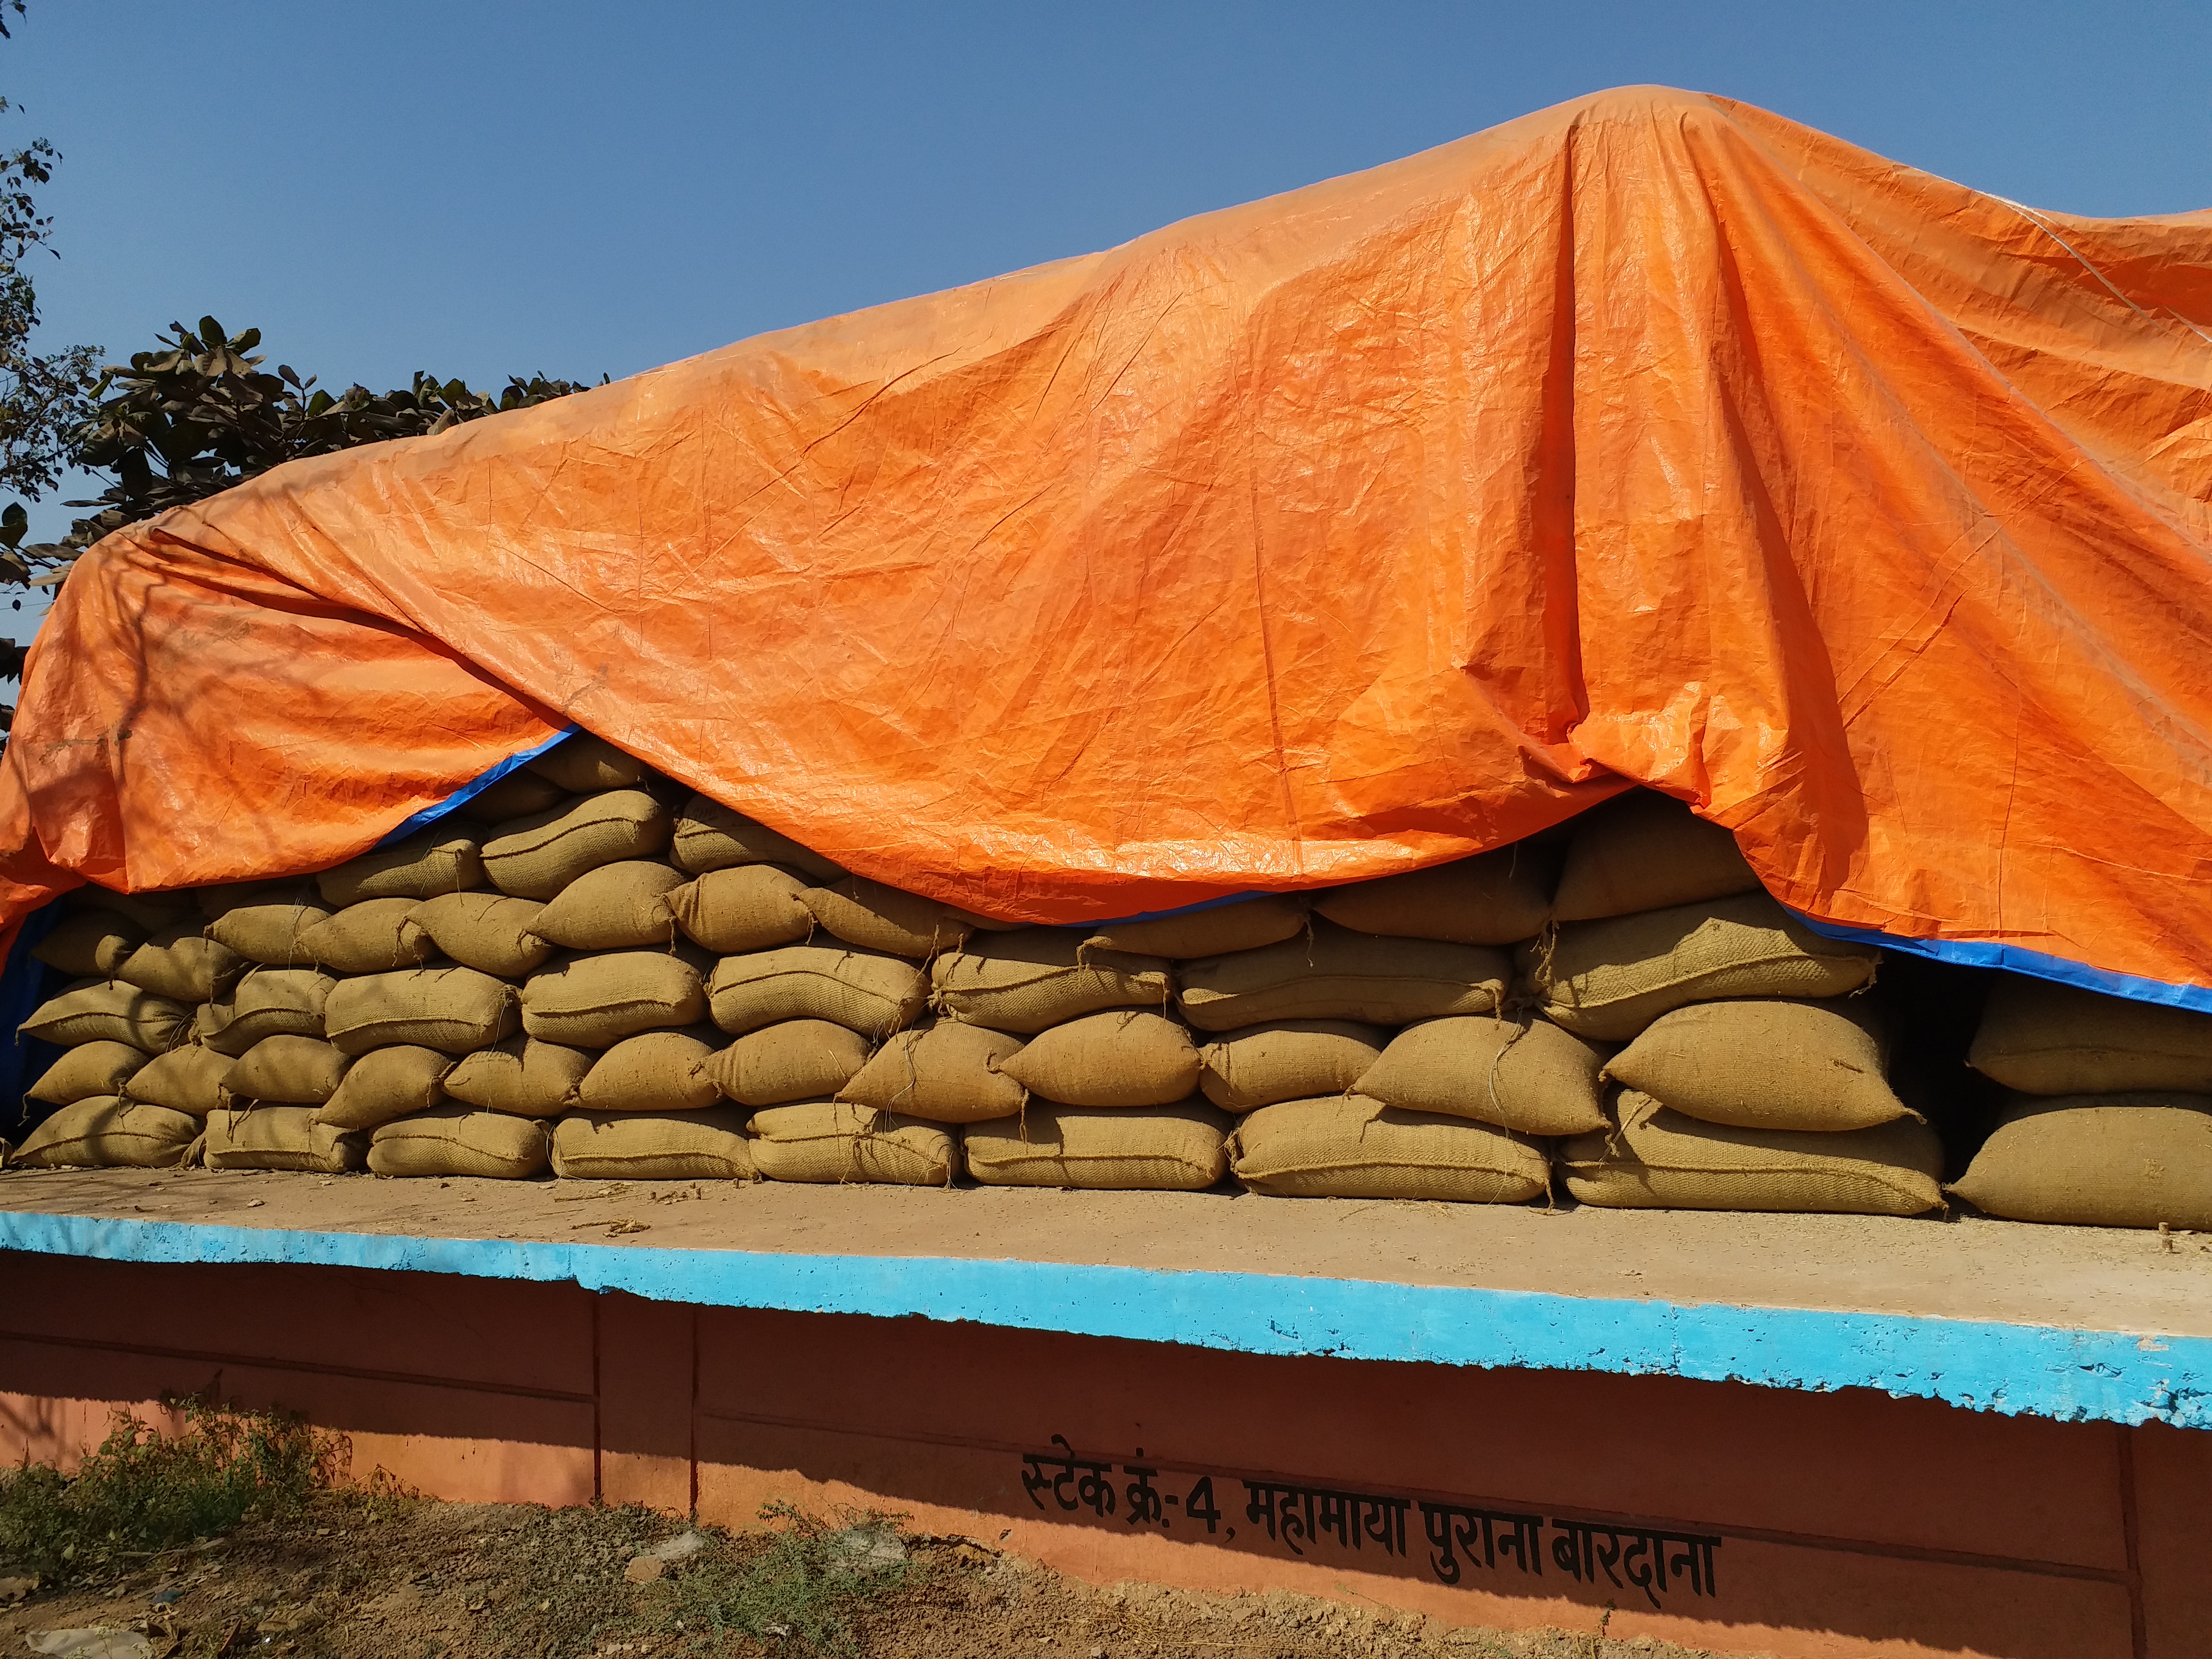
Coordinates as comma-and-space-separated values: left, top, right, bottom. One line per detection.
4, 86, 2211, 1003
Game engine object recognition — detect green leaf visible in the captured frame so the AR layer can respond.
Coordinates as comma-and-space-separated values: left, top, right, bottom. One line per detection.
198, 316, 224, 350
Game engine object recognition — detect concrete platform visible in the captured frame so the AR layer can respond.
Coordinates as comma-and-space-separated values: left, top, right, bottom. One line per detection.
3, 1166, 2209, 1428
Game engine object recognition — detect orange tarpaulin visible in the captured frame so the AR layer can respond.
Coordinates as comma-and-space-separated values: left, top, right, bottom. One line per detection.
6, 88, 2212, 1000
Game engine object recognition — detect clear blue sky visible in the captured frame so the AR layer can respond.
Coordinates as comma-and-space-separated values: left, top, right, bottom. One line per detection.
6, 0, 2209, 566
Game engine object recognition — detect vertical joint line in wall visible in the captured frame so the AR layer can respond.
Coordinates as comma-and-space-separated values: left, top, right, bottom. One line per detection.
2116, 1423, 2146, 1659
590, 1295, 603, 1506
689, 1307, 700, 1521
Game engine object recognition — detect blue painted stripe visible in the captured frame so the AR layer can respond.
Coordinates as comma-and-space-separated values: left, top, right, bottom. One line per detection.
2, 1211, 2206, 1430
1790, 911, 2212, 1015
374, 726, 581, 848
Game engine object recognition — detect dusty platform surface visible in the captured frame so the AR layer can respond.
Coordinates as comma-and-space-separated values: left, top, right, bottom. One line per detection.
3, 1164, 2208, 1339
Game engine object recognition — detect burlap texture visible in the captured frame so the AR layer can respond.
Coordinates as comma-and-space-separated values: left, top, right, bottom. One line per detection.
1310, 848, 1552, 945
672, 794, 846, 882
122, 1044, 232, 1117
1949, 1093, 2212, 1228
402, 891, 554, 978
24, 982, 193, 1054
33, 912, 144, 978
483, 790, 671, 900
553, 1108, 756, 1181
1230, 1095, 1551, 1202
710, 1019, 874, 1107
1605, 998, 1908, 1130
204, 1105, 366, 1173
317, 826, 485, 908
575, 1027, 725, 1112
222, 1035, 352, 1105
325, 965, 520, 1056
298, 899, 441, 975
997, 1010, 1201, 1107
1560, 1092, 1941, 1215
9, 1097, 198, 1168
965, 1100, 1230, 1191
367, 1106, 551, 1178
668, 865, 815, 954
708, 945, 927, 1037
316, 1044, 454, 1130
1550, 791, 1762, 922
1084, 895, 1310, 960
529, 859, 685, 950
1525, 893, 1880, 1042
466, 769, 567, 822
799, 875, 977, 959
1179, 923, 1507, 1032
205, 896, 335, 966
444, 1036, 595, 1117
835, 1021, 1026, 1123
523, 732, 653, 794
117, 923, 247, 1002
1969, 978, 2212, 1096
929, 931, 1171, 1034
1197, 1020, 1389, 1112
66, 887, 191, 933
521, 952, 705, 1046
28, 1041, 148, 1106
747, 1100, 958, 1186
205, 967, 336, 1055
1355, 1015, 1609, 1135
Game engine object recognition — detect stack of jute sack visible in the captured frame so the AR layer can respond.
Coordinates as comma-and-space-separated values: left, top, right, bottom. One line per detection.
1948, 979, 2212, 1229
1516, 793, 1942, 1217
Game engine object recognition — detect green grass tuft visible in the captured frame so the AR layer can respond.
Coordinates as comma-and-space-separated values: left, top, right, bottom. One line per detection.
644, 1501, 917, 1656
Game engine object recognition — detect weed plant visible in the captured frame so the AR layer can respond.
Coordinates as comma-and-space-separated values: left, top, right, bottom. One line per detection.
643, 1501, 917, 1656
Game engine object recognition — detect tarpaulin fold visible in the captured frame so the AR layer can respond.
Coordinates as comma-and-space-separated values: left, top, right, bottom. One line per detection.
4, 87, 2211, 1001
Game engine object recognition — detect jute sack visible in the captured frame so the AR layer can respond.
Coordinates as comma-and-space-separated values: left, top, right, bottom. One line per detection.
402, 891, 554, 978
1524, 893, 1879, 1042
23, 982, 193, 1053
196, 879, 305, 921
1311, 849, 1552, 946
1178, 923, 1507, 1034
1948, 1093, 2212, 1228
367, 1106, 551, 1178
1551, 790, 1762, 922
1968, 977, 2212, 1095
1198, 1020, 1389, 1112
8, 1098, 198, 1168
1082, 895, 1310, 961
965, 1101, 1230, 1191
748, 1100, 959, 1185
222, 1035, 351, 1105
1355, 1016, 1609, 1136
929, 931, 1172, 1034
529, 860, 685, 950
122, 1044, 231, 1117
996, 1010, 1201, 1108
1604, 999, 1909, 1131
709, 1020, 874, 1107
668, 865, 814, 954
217, 965, 338, 1055
205, 895, 337, 966
553, 1108, 755, 1181
521, 952, 705, 1046
444, 1036, 594, 1116
708, 945, 927, 1037
316, 1045, 453, 1131
573, 1027, 724, 1112
835, 1021, 1025, 1123
298, 899, 442, 975
34, 911, 144, 977
483, 790, 671, 900
117, 924, 246, 1002
1560, 1092, 1942, 1215
65, 886, 191, 932
799, 876, 978, 959
203, 1105, 366, 1173
325, 965, 520, 1056
467, 769, 568, 822
317, 825, 484, 908
28, 1041, 148, 1106
672, 794, 846, 882
524, 732, 653, 794
1231, 1096, 1551, 1202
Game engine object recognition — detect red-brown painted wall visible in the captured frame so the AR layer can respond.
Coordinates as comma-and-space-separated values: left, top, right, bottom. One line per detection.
0, 1250, 2192, 1658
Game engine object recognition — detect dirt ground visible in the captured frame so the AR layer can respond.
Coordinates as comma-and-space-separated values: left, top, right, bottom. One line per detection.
0, 1491, 1757, 1659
